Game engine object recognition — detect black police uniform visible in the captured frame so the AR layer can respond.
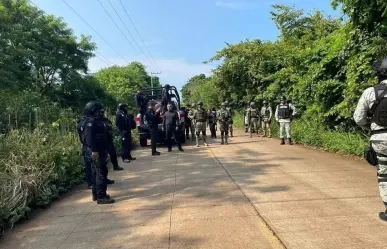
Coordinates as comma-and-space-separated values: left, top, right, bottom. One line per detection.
163, 110, 183, 151
83, 116, 109, 200
102, 117, 122, 170
77, 116, 92, 187
116, 110, 135, 161
162, 89, 171, 112
208, 110, 217, 138
145, 109, 160, 154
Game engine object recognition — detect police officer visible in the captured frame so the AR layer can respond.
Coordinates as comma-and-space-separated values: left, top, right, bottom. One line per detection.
135, 87, 148, 123
275, 96, 296, 145
77, 114, 93, 189
193, 101, 209, 147
218, 102, 230, 145
82, 101, 114, 204
354, 57, 387, 222
248, 102, 260, 138
188, 103, 196, 141
116, 103, 136, 163
244, 104, 250, 133
102, 115, 123, 171
163, 103, 184, 152
145, 101, 161, 156
224, 101, 234, 137
162, 84, 171, 112
208, 107, 217, 138
261, 100, 273, 138
184, 105, 192, 139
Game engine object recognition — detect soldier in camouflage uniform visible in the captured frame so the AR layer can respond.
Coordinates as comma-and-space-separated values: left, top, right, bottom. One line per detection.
261, 100, 273, 137
217, 102, 230, 145
193, 101, 209, 147
188, 103, 196, 141
248, 102, 260, 138
354, 57, 387, 222
244, 104, 250, 133
225, 101, 234, 137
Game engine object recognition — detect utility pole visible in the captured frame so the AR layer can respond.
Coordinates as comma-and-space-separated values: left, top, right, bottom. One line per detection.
150, 71, 162, 96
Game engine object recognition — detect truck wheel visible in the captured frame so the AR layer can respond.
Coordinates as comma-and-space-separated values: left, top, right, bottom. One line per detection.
140, 136, 147, 147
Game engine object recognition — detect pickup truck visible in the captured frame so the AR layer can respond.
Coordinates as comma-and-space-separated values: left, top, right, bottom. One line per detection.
135, 85, 186, 147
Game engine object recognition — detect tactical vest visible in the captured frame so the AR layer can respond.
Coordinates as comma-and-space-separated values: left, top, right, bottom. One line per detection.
262, 107, 270, 117
195, 108, 206, 121
278, 104, 291, 119
218, 109, 229, 121
250, 108, 258, 118
371, 84, 387, 126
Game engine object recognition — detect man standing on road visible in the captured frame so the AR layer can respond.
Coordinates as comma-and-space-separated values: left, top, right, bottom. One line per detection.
102, 116, 123, 171
354, 57, 387, 222
163, 103, 184, 152
77, 114, 93, 189
193, 101, 209, 147
261, 100, 273, 138
225, 101, 234, 137
188, 103, 196, 141
208, 107, 217, 138
248, 102, 260, 138
82, 101, 115, 204
218, 102, 230, 145
116, 103, 136, 163
184, 105, 192, 140
275, 96, 295, 145
244, 104, 251, 133
145, 101, 161, 156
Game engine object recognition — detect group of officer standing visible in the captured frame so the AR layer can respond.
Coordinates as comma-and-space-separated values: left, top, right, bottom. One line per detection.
77, 102, 136, 204
244, 96, 296, 145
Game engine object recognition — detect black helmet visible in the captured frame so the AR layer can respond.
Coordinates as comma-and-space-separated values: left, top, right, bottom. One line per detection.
197, 101, 203, 106
118, 103, 127, 111
84, 101, 104, 116
281, 96, 287, 101
374, 57, 387, 76
164, 84, 170, 89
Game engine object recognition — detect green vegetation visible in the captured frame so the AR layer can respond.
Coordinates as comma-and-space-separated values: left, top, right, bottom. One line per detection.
182, 1, 383, 156
0, 0, 158, 232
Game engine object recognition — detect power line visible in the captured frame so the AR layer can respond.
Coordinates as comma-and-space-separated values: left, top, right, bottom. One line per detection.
26, 1, 115, 69
106, 0, 155, 70
60, 0, 129, 64
118, 0, 161, 72
96, 0, 154, 71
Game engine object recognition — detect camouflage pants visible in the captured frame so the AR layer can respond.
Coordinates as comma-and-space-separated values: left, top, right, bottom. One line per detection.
372, 141, 387, 208
249, 118, 259, 136
261, 120, 271, 136
279, 122, 291, 139
195, 121, 207, 136
219, 122, 229, 135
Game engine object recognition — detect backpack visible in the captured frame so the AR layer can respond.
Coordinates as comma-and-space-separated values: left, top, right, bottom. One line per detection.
370, 84, 387, 126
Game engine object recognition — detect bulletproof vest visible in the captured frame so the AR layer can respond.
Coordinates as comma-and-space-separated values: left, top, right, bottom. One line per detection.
278, 104, 291, 119
250, 108, 258, 118
195, 108, 206, 121
219, 109, 229, 121
371, 84, 387, 126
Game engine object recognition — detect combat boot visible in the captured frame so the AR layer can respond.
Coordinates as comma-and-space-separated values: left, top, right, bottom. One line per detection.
107, 179, 115, 184
93, 194, 110, 201
97, 195, 115, 204
280, 138, 285, 145
379, 210, 387, 222
113, 166, 123, 171
288, 138, 293, 145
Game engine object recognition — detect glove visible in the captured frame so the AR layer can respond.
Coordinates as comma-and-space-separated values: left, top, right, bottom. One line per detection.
175, 126, 179, 131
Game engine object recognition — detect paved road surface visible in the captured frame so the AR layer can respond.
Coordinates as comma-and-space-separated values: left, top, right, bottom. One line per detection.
1, 130, 385, 249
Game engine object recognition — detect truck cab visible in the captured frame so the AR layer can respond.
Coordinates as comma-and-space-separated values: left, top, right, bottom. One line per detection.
135, 85, 186, 147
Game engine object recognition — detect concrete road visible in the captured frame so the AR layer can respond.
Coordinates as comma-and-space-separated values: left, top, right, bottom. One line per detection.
1, 130, 385, 249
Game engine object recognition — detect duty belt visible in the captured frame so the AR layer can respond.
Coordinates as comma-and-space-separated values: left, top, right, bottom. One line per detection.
197, 119, 206, 122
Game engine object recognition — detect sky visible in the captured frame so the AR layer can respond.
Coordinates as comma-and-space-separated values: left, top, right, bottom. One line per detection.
32, 0, 341, 93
